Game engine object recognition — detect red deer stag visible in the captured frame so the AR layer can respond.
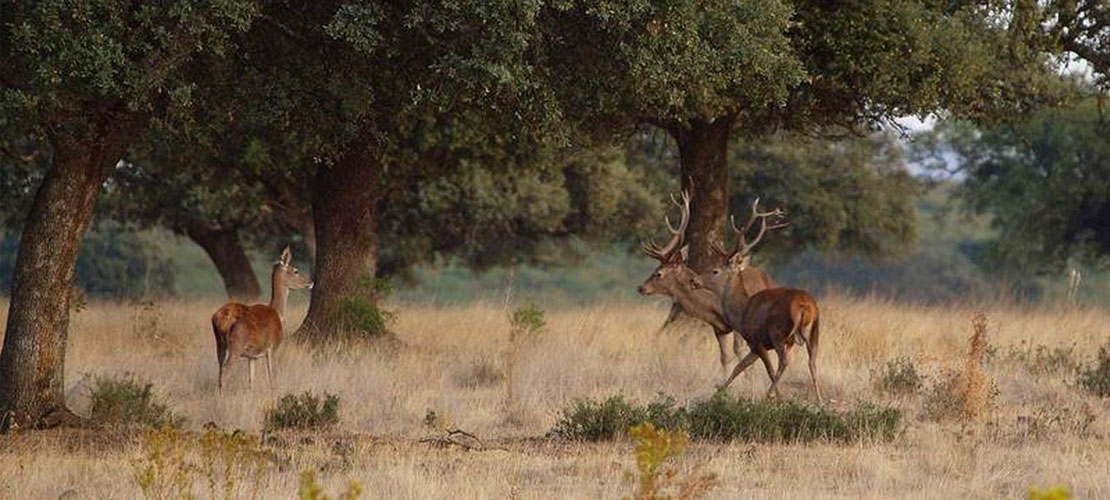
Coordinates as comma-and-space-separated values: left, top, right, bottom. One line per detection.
692, 199, 822, 401
212, 246, 313, 394
637, 190, 775, 377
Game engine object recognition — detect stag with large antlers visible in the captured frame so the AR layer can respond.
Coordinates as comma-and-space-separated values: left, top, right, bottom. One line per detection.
638, 190, 773, 377
212, 246, 313, 394
692, 199, 823, 401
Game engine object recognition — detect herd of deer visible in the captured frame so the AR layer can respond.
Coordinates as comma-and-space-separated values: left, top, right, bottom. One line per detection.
639, 191, 822, 401
210, 191, 821, 402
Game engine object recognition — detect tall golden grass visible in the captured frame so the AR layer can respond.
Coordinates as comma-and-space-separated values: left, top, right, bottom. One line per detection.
0, 295, 1108, 499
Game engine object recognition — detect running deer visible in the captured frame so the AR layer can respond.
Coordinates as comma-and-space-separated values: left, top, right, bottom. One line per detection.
637, 190, 775, 377
212, 246, 313, 394
692, 199, 822, 401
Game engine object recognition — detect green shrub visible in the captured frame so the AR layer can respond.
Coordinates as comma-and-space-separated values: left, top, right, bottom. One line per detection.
549, 395, 681, 441
265, 392, 340, 430
873, 357, 924, 396
1078, 345, 1110, 397
509, 300, 546, 337
89, 373, 183, 428
550, 394, 901, 444
686, 394, 902, 443
1001, 341, 1081, 376
627, 422, 718, 500
334, 276, 395, 340
1028, 486, 1071, 500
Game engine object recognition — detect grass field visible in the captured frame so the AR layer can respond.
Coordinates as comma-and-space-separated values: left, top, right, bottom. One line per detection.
1, 296, 1108, 499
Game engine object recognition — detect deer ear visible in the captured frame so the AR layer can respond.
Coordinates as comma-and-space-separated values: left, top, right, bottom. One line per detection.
678, 245, 689, 262
280, 246, 291, 265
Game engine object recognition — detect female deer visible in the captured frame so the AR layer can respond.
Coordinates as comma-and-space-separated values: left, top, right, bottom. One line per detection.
212, 246, 313, 394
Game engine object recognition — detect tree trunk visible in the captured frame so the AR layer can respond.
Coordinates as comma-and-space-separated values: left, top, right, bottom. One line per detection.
184, 221, 261, 302
670, 115, 734, 273
0, 129, 134, 429
296, 146, 382, 340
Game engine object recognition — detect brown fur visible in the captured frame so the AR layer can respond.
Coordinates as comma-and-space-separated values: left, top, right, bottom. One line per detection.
213, 246, 312, 394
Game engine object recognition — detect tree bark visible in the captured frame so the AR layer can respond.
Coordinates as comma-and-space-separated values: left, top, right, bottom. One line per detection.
0, 125, 136, 429
670, 115, 734, 273
296, 145, 382, 340
183, 221, 261, 302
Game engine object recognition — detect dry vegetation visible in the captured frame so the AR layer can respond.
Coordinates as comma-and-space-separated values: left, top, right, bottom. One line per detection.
1, 295, 1108, 499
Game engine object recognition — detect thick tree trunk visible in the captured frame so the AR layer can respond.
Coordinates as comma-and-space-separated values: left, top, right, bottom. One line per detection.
296, 146, 382, 340
184, 221, 261, 302
670, 116, 734, 273
0, 130, 133, 429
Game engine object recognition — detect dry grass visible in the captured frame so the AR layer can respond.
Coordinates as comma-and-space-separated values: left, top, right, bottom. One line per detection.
1, 295, 1109, 499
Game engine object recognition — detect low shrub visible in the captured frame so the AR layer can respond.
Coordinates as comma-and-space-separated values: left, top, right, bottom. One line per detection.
265, 392, 340, 430
550, 393, 901, 444
627, 422, 717, 500
509, 300, 547, 338
89, 373, 183, 428
133, 427, 272, 500
1000, 341, 1081, 376
924, 312, 996, 422
873, 357, 924, 396
298, 469, 362, 500
1078, 345, 1110, 397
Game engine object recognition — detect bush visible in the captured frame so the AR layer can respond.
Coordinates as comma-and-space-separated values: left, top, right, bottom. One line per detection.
687, 394, 902, 443
265, 392, 340, 430
1000, 341, 1081, 376
549, 395, 678, 441
549, 394, 902, 444
133, 427, 272, 500
298, 469, 362, 500
89, 373, 183, 428
1078, 345, 1110, 397
923, 313, 996, 422
509, 300, 546, 338
627, 423, 717, 500
873, 357, 924, 396
334, 276, 395, 340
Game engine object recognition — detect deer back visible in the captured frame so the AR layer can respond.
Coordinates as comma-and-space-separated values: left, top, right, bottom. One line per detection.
741, 288, 817, 349
212, 302, 284, 352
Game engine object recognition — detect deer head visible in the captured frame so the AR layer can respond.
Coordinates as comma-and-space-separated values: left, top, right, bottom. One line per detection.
273, 246, 314, 292
692, 197, 787, 296
638, 189, 697, 296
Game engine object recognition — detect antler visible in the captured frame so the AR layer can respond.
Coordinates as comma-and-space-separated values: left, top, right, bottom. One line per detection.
728, 197, 788, 259
642, 189, 692, 262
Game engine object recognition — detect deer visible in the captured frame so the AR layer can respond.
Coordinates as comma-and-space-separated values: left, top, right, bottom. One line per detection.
211, 246, 313, 395
691, 199, 822, 402
637, 190, 776, 379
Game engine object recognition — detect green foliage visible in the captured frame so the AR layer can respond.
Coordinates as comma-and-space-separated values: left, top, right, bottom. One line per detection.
730, 133, 921, 261
298, 469, 362, 500
685, 394, 902, 443
336, 276, 395, 339
133, 427, 193, 500
264, 392, 340, 431
923, 99, 1110, 273
873, 357, 924, 396
1078, 345, 1110, 398
0, 223, 177, 298
509, 300, 547, 337
1028, 486, 1072, 500
89, 373, 183, 429
550, 394, 901, 443
133, 427, 271, 500
626, 423, 718, 500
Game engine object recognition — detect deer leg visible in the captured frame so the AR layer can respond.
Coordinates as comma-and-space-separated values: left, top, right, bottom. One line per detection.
266, 351, 275, 393
717, 350, 762, 392
715, 331, 735, 375
757, 348, 776, 386
248, 359, 255, 391
767, 343, 791, 399
806, 324, 822, 403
